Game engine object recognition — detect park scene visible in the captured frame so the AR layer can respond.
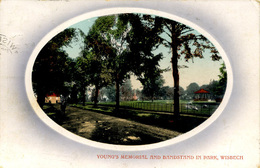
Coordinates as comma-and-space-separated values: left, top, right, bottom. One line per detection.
32, 13, 227, 145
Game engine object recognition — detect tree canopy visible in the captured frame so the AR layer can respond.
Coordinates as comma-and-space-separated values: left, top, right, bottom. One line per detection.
32, 13, 225, 121
32, 28, 77, 107
147, 16, 222, 118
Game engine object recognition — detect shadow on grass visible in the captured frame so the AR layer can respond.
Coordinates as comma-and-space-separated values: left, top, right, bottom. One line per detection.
41, 104, 209, 145
72, 104, 208, 133
42, 104, 66, 125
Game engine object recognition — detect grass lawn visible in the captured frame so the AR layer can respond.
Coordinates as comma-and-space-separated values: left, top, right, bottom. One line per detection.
70, 103, 208, 133
74, 99, 219, 117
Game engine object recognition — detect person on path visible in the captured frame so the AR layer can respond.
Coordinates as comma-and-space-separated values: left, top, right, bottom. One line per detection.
60, 94, 67, 114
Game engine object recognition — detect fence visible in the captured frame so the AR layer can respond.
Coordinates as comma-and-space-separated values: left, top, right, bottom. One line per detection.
180, 102, 220, 116
119, 101, 220, 117
88, 101, 220, 117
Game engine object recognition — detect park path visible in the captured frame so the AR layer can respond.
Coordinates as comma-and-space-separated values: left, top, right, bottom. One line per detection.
60, 106, 182, 145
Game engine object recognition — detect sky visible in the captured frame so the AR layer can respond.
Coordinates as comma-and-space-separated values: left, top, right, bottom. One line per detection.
63, 15, 224, 90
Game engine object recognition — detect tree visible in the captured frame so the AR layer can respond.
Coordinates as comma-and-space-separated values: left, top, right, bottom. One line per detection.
83, 15, 133, 109
141, 74, 165, 101
158, 86, 169, 100
137, 52, 164, 102
200, 80, 219, 100
186, 82, 200, 98
101, 14, 133, 110
32, 28, 77, 108
135, 89, 143, 101
120, 79, 133, 101
74, 55, 90, 105
84, 14, 165, 110
123, 14, 165, 102
153, 17, 221, 118
198, 63, 227, 101
217, 63, 227, 96
179, 86, 185, 97
165, 86, 175, 100
68, 29, 88, 105
101, 85, 116, 102
83, 16, 116, 107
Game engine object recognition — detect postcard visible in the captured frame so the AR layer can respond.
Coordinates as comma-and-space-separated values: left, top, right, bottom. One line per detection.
0, 1, 259, 168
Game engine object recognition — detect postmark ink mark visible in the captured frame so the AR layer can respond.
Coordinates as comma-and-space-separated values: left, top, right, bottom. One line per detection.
0, 34, 18, 55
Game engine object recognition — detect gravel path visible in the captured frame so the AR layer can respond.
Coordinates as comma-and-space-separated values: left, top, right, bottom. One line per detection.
60, 106, 182, 145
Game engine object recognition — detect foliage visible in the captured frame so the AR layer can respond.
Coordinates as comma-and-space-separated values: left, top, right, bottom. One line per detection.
81, 16, 117, 106
84, 15, 134, 109
33, 13, 224, 118
199, 80, 218, 99
196, 63, 227, 99
32, 28, 77, 107
121, 14, 166, 102
149, 16, 222, 118
120, 79, 134, 101
101, 85, 116, 102
73, 14, 166, 108
217, 63, 227, 96
186, 82, 200, 95
141, 74, 165, 101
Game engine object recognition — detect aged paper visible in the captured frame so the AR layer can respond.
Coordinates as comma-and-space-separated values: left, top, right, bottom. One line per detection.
0, 0, 259, 168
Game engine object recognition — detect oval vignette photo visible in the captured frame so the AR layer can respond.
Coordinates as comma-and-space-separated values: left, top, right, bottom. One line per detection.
31, 12, 228, 146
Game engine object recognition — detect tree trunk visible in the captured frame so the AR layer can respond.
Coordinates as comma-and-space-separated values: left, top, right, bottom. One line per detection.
172, 57, 180, 118
71, 85, 78, 104
37, 89, 46, 108
94, 85, 99, 107
171, 32, 180, 119
151, 91, 154, 102
115, 73, 120, 111
82, 86, 86, 106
